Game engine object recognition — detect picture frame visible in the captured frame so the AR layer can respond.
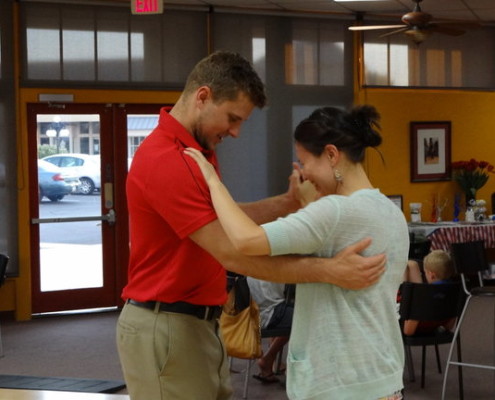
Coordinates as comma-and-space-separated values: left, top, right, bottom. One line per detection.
387, 195, 403, 211
410, 121, 451, 182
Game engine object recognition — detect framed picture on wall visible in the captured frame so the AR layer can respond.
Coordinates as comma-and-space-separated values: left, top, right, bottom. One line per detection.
410, 121, 451, 182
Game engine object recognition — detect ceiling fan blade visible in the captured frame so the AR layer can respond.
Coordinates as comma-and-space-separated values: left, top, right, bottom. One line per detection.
379, 27, 410, 38
349, 25, 406, 31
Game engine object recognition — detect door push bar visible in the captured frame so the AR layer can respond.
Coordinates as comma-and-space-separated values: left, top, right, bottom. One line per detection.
32, 209, 116, 226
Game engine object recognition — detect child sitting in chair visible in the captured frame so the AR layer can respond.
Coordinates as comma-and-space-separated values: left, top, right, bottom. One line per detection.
403, 249, 456, 336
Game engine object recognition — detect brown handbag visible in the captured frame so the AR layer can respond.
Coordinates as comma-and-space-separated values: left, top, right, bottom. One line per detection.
219, 276, 262, 359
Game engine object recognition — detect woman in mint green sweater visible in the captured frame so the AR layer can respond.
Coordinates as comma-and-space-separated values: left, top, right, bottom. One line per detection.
185, 105, 409, 400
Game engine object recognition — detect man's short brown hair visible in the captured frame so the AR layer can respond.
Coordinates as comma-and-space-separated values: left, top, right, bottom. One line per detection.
183, 51, 267, 108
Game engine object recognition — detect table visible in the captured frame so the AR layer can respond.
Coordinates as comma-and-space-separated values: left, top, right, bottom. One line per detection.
409, 221, 495, 252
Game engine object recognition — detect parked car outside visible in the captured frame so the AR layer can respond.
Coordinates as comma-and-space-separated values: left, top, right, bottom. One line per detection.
42, 153, 101, 195
38, 159, 80, 202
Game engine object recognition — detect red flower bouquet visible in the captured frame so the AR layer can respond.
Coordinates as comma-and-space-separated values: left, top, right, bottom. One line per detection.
451, 159, 494, 203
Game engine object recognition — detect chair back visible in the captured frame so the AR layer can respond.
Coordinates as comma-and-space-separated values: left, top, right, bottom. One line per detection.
450, 241, 488, 294
0, 254, 8, 287
408, 237, 431, 261
399, 282, 463, 322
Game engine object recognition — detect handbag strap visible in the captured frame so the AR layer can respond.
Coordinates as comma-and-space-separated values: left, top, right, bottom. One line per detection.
225, 275, 251, 313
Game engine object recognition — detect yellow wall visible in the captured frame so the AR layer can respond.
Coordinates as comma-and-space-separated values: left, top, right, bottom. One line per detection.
358, 88, 495, 222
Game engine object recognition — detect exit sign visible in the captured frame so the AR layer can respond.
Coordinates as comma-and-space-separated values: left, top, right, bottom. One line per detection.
131, 0, 163, 15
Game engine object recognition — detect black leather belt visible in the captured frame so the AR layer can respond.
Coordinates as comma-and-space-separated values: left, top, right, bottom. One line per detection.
127, 299, 222, 321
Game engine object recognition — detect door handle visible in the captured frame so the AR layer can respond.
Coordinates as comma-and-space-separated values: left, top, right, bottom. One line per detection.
31, 209, 116, 226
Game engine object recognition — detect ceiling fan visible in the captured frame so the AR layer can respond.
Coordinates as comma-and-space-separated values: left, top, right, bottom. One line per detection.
348, 0, 481, 44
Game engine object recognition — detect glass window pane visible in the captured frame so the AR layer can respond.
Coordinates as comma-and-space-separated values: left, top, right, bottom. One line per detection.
127, 114, 158, 167
37, 114, 104, 291
80, 137, 89, 154
80, 122, 89, 134
213, 14, 266, 83
25, 4, 61, 80
287, 20, 346, 86
364, 39, 389, 86
91, 121, 100, 134
390, 41, 409, 86
130, 16, 161, 82
62, 8, 96, 81
131, 10, 208, 84
252, 34, 266, 83
97, 10, 129, 81
40, 220, 103, 291
161, 11, 207, 84
289, 22, 318, 85
319, 25, 345, 86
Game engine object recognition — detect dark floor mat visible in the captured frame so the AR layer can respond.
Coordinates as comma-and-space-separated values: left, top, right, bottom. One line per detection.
0, 375, 126, 393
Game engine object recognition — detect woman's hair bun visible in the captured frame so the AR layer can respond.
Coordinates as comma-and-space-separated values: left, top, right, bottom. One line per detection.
348, 105, 382, 148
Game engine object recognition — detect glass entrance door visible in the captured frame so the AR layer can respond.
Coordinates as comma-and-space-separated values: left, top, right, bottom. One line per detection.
28, 103, 116, 313
36, 114, 104, 292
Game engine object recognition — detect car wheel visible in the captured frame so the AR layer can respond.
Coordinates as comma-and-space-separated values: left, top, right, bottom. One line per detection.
79, 177, 95, 195
47, 195, 64, 202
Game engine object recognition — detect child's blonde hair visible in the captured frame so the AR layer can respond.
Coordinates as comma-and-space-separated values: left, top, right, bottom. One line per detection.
423, 250, 454, 280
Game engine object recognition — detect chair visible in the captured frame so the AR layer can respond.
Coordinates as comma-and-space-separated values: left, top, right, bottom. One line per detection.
0, 254, 9, 357
408, 234, 431, 261
408, 234, 431, 281
399, 281, 464, 390
441, 240, 495, 400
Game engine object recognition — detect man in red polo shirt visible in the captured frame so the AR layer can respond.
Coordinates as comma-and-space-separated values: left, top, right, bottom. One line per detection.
117, 51, 386, 400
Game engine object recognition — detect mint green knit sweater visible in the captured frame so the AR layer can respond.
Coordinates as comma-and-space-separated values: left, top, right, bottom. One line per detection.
262, 189, 408, 400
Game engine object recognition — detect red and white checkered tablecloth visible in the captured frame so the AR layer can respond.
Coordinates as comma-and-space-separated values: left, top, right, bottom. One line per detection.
426, 223, 495, 252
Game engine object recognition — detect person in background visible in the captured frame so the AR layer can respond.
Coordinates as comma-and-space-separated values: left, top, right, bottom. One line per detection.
117, 51, 387, 400
185, 104, 409, 400
247, 278, 293, 383
402, 249, 456, 336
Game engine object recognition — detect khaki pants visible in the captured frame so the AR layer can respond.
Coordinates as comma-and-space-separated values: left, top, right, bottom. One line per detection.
117, 302, 233, 400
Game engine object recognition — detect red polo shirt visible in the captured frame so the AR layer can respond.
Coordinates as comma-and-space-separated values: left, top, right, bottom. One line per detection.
122, 108, 227, 306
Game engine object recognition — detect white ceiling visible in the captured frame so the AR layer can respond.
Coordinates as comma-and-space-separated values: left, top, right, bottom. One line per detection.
161, 0, 495, 24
